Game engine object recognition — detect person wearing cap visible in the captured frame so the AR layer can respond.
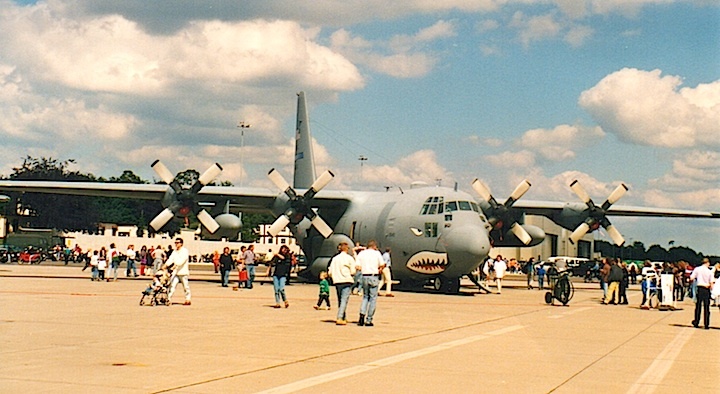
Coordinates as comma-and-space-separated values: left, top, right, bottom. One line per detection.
327, 242, 356, 325
167, 238, 192, 306
356, 240, 385, 327
690, 258, 715, 329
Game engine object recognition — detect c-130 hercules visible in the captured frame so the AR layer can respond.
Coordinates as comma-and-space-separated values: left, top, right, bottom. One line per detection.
1, 92, 717, 293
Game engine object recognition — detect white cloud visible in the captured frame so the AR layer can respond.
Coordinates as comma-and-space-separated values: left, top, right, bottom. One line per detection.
579, 68, 720, 148
330, 20, 456, 78
485, 150, 537, 169
564, 24, 594, 47
334, 149, 452, 190
510, 12, 562, 47
518, 124, 605, 161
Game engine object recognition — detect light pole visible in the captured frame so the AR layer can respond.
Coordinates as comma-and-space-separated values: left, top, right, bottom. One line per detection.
237, 121, 251, 187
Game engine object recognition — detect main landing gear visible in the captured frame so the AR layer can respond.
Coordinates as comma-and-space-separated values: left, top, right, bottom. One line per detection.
432, 276, 460, 294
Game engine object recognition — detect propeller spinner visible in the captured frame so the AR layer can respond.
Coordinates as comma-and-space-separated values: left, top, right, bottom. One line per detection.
471, 178, 533, 245
568, 180, 628, 246
267, 168, 334, 238
149, 160, 223, 233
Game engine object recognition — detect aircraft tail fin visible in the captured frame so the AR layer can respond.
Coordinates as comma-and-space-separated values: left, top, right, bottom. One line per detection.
293, 91, 317, 189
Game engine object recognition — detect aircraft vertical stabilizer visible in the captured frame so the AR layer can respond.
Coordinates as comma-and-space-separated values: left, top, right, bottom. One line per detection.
294, 91, 317, 189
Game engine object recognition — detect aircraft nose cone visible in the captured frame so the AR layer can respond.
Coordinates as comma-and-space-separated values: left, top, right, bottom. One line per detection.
441, 225, 491, 274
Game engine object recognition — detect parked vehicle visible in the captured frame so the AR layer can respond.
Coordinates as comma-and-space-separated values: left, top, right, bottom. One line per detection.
18, 247, 47, 264
0, 245, 22, 263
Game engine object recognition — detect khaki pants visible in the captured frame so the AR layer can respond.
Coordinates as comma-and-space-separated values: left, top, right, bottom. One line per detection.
606, 281, 619, 303
379, 267, 392, 295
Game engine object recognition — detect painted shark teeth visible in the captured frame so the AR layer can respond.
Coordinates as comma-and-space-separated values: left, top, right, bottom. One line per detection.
406, 251, 449, 275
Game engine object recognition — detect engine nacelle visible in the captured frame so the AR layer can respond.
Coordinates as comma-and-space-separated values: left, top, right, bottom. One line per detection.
491, 224, 545, 247
201, 213, 242, 240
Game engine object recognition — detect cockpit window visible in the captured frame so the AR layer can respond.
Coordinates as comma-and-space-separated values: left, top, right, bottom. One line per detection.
420, 196, 444, 215
458, 201, 472, 211
445, 201, 458, 212
470, 202, 480, 212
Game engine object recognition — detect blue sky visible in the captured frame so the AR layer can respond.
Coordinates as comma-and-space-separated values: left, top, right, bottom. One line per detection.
1, 0, 718, 253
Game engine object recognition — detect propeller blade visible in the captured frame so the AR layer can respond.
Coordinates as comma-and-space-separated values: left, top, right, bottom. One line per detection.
268, 168, 291, 192
569, 180, 592, 204
268, 215, 291, 237
471, 179, 492, 203
605, 224, 625, 246
605, 183, 628, 206
198, 163, 223, 186
569, 222, 591, 244
196, 210, 220, 234
509, 223, 532, 245
149, 208, 175, 231
309, 170, 334, 193
505, 179, 531, 206
151, 160, 175, 184
311, 215, 333, 238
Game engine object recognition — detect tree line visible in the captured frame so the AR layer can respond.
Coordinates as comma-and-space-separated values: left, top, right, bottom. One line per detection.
0, 156, 271, 242
594, 240, 717, 265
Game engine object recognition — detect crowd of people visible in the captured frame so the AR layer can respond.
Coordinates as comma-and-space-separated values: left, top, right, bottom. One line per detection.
60, 238, 718, 327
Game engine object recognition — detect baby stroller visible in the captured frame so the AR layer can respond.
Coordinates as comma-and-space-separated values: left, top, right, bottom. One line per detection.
139, 269, 171, 306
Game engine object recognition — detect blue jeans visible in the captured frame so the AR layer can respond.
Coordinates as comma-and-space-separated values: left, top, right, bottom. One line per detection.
91, 266, 98, 280
126, 259, 137, 276
221, 269, 230, 286
246, 265, 256, 288
273, 275, 287, 304
335, 283, 352, 320
351, 271, 363, 293
359, 276, 379, 323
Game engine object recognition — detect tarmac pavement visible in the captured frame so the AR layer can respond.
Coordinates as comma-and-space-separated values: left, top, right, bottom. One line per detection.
0, 263, 718, 393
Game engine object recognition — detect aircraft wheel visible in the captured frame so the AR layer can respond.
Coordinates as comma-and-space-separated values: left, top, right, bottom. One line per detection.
544, 292, 553, 304
446, 278, 460, 294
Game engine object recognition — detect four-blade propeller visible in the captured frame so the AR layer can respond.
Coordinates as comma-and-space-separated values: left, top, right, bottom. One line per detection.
471, 178, 533, 245
568, 180, 628, 246
267, 168, 334, 238
149, 160, 223, 233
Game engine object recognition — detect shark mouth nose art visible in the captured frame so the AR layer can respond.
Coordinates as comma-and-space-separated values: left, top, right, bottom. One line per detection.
406, 251, 449, 275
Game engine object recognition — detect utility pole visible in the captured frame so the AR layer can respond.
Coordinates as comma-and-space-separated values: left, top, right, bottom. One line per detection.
237, 121, 251, 187
358, 155, 367, 179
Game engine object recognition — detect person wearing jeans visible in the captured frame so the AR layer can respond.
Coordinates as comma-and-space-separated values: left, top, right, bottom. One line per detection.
328, 242, 357, 325
356, 240, 385, 327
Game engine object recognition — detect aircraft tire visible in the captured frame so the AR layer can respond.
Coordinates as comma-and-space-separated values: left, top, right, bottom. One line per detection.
446, 277, 461, 294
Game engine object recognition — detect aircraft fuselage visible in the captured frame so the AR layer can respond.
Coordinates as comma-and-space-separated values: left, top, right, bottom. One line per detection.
298, 185, 493, 290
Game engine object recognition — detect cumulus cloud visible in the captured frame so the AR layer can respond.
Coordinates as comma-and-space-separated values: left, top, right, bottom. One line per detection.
485, 150, 537, 169
580, 69, 720, 148
518, 124, 605, 161
510, 12, 562, 47
330, 20, 456, 78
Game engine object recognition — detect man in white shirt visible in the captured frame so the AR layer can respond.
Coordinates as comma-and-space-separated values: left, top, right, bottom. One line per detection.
690, 258, 715, 329
243, 245, 256, 289
167, 238, 192, 306
125, 245, 137, 277
328, 242, 357, 325
356, 240, 385, 327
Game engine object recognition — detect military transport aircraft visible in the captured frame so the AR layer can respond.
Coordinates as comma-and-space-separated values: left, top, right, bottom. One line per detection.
1, 92, 718, 293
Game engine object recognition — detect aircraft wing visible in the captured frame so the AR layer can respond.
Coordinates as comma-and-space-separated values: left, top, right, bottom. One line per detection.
513, 200, 720, 219
0, 180, 353, 215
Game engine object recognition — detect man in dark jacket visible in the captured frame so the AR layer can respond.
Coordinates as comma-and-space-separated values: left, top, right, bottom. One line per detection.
605, 259, 623, 305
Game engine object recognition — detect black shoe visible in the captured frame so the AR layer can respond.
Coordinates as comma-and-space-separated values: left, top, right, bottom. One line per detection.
365, 322, 374, 327
692, 320, 699, 328
358, 314, 365, 326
